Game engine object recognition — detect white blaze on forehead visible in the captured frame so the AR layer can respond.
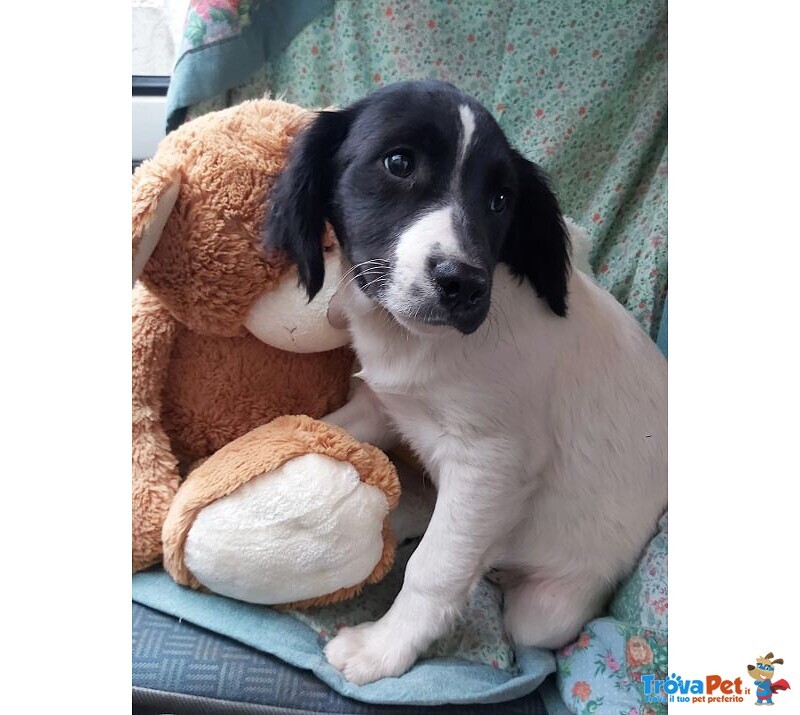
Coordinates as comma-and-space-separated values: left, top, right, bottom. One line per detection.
389, 205, 464, 305
458, 104, 476, 165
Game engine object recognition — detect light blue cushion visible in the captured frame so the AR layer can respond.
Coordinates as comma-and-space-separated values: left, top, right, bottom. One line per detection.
133, 567, 557, 707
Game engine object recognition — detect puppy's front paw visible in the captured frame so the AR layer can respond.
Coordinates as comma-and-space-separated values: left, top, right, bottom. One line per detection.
323, 621, 417, 685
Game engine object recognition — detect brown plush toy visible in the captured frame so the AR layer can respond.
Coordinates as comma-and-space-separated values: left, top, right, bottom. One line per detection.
132, 98, 400, 607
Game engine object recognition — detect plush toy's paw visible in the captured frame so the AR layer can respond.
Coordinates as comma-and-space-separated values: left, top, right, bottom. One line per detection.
162, 415, 400, 607
183, 453, 389, 604
324, 621, 418, 685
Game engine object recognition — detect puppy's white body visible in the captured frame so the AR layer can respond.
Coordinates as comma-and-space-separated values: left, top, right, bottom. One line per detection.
324, 264, 667, 683
265, 79, 666, 684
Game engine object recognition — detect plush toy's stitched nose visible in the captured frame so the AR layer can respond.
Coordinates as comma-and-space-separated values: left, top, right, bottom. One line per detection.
432, 260, 488, 310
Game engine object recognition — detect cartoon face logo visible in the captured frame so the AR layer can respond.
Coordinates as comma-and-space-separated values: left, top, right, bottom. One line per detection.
749, 657, 780, 682
747, 652, 790, 706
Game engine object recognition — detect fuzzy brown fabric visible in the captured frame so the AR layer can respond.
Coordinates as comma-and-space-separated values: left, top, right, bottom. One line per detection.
161, 329, 352, 464
162, 415, 400, 605
136, 99, 309, 336
132, 284, 181, 571
132, 99, 397, 606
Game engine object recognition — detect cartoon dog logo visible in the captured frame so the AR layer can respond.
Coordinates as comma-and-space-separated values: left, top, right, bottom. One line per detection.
747, 653, 791, 706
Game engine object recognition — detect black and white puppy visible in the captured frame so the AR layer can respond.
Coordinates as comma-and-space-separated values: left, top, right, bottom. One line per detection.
266, 80, 667, 685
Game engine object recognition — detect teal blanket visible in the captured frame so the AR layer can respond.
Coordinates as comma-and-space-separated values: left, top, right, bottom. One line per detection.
133, 539, 559, 707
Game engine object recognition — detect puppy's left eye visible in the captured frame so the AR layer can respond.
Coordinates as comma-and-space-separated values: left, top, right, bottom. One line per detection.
489, 191, 509, 213
383, 151, 414, 178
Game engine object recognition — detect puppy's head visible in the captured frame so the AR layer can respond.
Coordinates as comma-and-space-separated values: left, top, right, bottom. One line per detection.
265, 80, 570, 335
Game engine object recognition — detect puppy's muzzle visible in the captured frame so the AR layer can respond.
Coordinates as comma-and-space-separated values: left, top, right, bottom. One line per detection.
432, 259, 490, 334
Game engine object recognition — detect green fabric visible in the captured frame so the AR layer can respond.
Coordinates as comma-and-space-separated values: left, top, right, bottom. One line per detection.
187, 0, 667, 337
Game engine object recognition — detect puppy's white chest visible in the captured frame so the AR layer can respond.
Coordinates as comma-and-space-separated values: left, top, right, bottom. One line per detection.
373, 390, 445, 463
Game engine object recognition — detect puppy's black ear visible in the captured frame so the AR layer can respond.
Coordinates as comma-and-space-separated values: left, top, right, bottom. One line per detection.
502, 152, 571, 316
264, 110, 351, 300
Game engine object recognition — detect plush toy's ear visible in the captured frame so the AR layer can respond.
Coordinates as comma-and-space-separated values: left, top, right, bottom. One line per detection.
132, 164, 181, 286
502, 152, 571, 316
264, 110, 352, 300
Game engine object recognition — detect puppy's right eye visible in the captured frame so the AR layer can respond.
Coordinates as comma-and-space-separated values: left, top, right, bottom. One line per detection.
383, 151, 414, 178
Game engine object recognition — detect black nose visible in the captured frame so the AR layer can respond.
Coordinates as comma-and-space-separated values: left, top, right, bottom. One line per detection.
433, 260, 489, 311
